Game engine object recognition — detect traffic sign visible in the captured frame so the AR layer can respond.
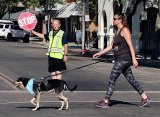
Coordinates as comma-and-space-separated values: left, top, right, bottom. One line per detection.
18, 12, 37, 31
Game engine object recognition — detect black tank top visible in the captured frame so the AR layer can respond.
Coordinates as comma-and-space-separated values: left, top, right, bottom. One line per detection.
112, 26, 131, 61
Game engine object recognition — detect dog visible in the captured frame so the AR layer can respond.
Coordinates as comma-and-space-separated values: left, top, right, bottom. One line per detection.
14, 77, 77, 111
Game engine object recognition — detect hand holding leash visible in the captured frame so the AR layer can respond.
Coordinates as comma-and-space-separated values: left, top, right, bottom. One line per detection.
93, 53, 101, 58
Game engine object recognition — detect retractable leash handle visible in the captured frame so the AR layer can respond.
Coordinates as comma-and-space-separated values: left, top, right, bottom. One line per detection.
43, 59, 106, 79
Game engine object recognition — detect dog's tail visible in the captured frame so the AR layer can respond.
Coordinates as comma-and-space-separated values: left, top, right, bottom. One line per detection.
64, 82, 77, 91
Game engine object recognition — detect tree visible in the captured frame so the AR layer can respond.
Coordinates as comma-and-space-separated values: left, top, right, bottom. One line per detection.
89, 0, 98, 24
23, 0, 64, 13
0, 0, 19, 19
23, 0, 64, 33
0, 0, 63, 19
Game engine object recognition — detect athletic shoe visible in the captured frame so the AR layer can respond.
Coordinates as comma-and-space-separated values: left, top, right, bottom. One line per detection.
139, 97, 151, 107
95, 100, 109, 108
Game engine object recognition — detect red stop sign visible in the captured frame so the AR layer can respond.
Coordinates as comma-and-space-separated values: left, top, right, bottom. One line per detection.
18, 12, 37, 31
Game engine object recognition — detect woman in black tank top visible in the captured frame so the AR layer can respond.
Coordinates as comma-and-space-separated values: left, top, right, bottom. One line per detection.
93, 12, 150, 108
113, 26, 131, 61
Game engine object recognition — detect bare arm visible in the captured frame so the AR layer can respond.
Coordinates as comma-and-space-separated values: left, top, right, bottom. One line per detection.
93, 42, 113, 58
64, 44, 68, 55
31, 30, 45, 39
63, 44, 68, 62
121, 27, 138, 68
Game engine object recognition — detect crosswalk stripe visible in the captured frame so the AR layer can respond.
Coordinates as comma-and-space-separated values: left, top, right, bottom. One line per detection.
0, 90, 160, 93
0, 100, 159, 105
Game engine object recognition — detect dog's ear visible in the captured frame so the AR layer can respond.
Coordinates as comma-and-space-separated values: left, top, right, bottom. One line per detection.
17, 77, 24, 82
17, 77, 30, 87
22, 77, 30, 87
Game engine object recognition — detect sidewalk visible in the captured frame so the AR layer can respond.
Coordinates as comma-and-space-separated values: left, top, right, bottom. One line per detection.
29, 37, 160, 68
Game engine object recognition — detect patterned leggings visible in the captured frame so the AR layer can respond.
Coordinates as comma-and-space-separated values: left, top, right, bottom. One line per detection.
105, 61, 144, 100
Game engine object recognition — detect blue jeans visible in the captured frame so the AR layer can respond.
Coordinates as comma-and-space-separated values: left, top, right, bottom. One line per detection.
105, 61, 144, 100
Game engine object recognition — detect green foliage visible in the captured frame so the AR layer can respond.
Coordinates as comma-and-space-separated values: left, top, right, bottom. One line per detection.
25, 0, 40, 7
23, 0, 64, 8
114, 0, 128, 4
0, 0, 64, 18
89, 0, 98, 23
0, 0, 19, 18
89, 0, 98, 15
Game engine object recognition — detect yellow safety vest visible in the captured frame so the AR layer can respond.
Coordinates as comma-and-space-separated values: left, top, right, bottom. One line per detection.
46, 30, 64, 59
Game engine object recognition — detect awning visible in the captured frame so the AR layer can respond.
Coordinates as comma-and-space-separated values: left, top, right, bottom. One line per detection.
53, 2, 82, 18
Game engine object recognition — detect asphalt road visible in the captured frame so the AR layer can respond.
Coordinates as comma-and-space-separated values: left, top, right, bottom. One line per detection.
0, 101, 159, 117
0, 40, 160, 117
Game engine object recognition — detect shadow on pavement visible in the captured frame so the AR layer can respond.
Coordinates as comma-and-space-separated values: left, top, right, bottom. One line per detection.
109, 100, 138, 107
16, 106, 59, 110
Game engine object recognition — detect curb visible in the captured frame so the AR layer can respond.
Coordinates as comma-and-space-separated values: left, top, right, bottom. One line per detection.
29, 39, 160, 68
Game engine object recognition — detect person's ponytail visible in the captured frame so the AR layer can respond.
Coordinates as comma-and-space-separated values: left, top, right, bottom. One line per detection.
122, 13, 129, 27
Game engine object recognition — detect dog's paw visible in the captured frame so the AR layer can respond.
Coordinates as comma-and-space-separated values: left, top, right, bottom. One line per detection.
58, 108, 63, 111
58, 107, 68, 111
32, 108, 37, 111
32, 107, 39, 111
64, 108, 69, 111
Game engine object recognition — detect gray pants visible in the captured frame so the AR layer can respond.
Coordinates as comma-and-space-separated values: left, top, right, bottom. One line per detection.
105, 61, 144, 100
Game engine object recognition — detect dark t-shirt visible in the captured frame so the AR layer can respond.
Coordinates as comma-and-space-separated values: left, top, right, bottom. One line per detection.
44, 30, 68, 45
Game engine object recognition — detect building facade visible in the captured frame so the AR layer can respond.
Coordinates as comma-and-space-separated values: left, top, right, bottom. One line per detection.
98, 0, 160, 59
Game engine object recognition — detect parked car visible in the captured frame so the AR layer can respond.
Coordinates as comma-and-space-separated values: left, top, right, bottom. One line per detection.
0, 20, 29, 43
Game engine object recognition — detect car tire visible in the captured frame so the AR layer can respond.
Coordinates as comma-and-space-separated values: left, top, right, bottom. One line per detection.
23, 34, 29, 43
6, 34, 12, 42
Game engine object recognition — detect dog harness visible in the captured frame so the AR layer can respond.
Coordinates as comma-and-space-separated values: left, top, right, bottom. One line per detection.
26, 78, 49, 94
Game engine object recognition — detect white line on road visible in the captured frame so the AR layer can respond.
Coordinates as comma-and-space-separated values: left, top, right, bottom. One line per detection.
0, 91, 159, 105
0, 90, 160, 93
0, 100, 159, 105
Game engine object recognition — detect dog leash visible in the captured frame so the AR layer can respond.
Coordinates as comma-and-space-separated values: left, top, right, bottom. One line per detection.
43, 59, 106, 79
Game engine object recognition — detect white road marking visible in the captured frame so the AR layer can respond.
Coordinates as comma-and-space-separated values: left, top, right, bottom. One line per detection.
0, 91, 159, 105
0, 90, 160, 93
0, 100, 159, 105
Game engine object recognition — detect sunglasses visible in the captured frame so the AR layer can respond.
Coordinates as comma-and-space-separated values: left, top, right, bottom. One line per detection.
113, 18, 120, 21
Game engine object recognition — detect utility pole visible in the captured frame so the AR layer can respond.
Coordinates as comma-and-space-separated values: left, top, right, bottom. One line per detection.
81, 0, 85, 50
45, 0, 48, 33
85, 0, 89, 49
158, 0, 160, 17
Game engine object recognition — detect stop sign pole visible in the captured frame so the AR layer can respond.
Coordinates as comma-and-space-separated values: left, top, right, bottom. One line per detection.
18, 12, 37, 31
